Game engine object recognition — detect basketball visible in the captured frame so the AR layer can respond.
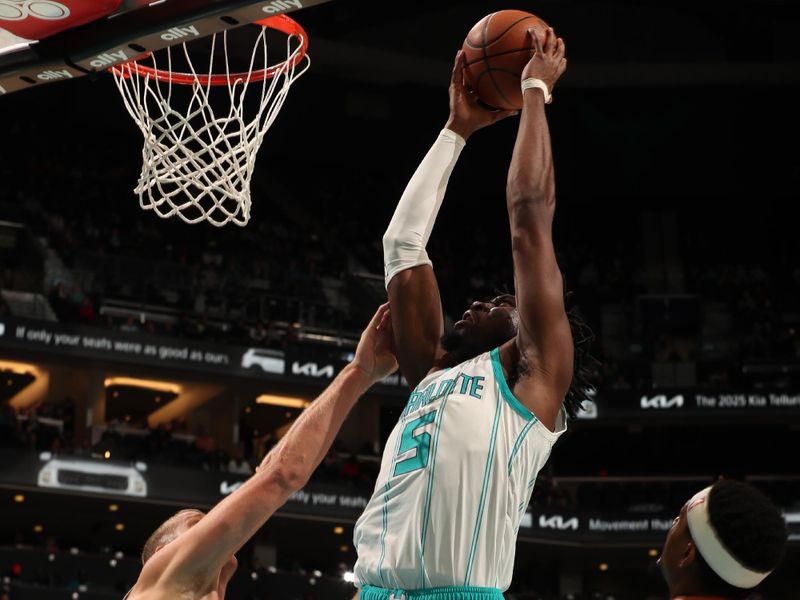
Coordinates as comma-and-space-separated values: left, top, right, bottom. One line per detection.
461, 9, 550, 111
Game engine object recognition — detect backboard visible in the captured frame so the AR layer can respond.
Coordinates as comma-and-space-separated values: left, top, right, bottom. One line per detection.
0, 0, 333, 96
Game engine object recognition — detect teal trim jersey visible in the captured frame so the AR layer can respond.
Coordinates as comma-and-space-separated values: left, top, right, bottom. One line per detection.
354, 348, 567, 591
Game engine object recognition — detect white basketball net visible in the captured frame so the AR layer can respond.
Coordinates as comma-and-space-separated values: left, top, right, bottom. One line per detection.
112, 23, 309, 227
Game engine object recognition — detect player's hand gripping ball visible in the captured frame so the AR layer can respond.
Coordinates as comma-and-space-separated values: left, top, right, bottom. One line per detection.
461, 9, 555, 110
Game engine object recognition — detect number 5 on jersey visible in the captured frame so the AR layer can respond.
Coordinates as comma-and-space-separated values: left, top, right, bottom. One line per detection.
394, 410, 438, 476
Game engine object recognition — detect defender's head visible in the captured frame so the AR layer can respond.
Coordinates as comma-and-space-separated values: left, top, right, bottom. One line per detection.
141, 508, 238, 573
659, 480, 786, 599
441, 292, 596, 418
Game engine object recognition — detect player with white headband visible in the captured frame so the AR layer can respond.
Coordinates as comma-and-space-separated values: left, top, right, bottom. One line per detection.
658, 480, 787, 599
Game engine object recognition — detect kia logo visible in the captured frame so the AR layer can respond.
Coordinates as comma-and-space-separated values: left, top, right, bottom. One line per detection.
291, 361, 335, 378
539, 515, 580, 530
640, 394, 684, 409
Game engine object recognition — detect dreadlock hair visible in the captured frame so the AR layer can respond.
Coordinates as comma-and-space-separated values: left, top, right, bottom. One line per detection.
692, 480, 787, 598
563, 291, 598, 419
492, 285, 598, 420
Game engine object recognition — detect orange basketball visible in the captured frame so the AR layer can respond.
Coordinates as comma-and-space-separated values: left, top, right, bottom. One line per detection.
461, 9, 550, 111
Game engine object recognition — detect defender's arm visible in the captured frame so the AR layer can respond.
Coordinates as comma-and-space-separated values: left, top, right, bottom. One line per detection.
141, 306, 397, 587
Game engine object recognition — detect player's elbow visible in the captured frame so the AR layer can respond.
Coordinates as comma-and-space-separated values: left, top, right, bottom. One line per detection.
278, 463, 311, 492
507, 192, 556, 235
382, 231, 399, 258
506, 169, 555, 207
510, 224, 552, 254
381, 229, 393, 246
264, 458, 311, 494
383, 231, 422, 256
506, 189, 554, 211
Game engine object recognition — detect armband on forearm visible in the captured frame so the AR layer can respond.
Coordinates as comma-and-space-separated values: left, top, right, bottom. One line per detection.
382, 128, 465, 288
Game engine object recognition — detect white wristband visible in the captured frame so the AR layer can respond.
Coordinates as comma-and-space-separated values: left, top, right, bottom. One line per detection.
521, 78, 552, 104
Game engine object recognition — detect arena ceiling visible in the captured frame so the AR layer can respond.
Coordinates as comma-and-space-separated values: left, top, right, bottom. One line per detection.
298, 0, 800, 87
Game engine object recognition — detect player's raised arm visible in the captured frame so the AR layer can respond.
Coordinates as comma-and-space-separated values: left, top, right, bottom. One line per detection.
385, 51, 515, 388
505, 28, 572, 429
135, 305, 397, 592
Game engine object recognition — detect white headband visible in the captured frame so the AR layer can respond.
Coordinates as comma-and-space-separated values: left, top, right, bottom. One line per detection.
685, 486, 772, 589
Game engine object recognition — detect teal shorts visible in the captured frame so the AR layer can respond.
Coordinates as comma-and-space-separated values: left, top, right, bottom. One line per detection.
359, 585, 504, 600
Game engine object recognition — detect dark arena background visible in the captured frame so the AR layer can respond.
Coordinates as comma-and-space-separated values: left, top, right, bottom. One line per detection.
1, 1, 799, 599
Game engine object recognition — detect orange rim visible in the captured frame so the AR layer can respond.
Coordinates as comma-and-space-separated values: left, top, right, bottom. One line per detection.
109, 15, 308, 85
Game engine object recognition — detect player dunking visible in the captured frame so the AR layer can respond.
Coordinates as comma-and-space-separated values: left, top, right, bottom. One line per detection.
354, 28, 594, 599
122, 304, 398, 600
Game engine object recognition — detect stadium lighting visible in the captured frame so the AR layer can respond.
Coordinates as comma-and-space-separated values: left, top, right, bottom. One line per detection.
343, 571, 355, 583
104, 376, 181, 394
256, 394, 310, 409
0, 360, 38, 375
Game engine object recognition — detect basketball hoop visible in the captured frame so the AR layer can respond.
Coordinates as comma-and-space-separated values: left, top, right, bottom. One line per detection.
110, 15, 309, 227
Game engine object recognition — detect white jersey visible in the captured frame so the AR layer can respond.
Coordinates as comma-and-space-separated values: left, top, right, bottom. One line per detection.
354, 348, 566, 592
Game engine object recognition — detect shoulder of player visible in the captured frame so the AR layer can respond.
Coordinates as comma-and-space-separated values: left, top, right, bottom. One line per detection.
126, 573, 203, 600
511, 332, 572, 395
124, 585, 196, 600
129, 543, 202, 599
495, 340, 564, 430
494, 340, 559, 390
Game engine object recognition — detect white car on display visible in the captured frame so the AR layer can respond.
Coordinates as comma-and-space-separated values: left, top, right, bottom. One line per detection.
241, 348, 285, 374
37, 454, 147, 497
